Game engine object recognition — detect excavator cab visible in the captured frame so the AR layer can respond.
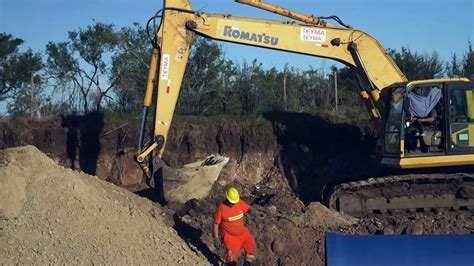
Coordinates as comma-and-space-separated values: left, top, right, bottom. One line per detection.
333, 79, 474, 216
381, 79, 474, 168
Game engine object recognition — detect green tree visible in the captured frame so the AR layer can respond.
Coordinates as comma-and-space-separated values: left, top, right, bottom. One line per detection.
1, 34, 32, 99
234, 59, 266, 115
6, 50, 43, 116
442, 42, 473, 79
0, 33, 43, 115
462, 41, 474, 78
213, 60, 237, 115
303, 66, 330, 112
327, 65, 363, 114
277, 65, 313, 112
257, 67, 279, 113
0, 33, 23, 100
111, 23, 150, 112
178, 37, 228, 115
388, 47, 444, 80
45, 23, 119, 113
445, 53, 463, 78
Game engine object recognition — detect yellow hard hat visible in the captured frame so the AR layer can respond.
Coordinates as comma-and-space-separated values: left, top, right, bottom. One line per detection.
226, 187, 240, 204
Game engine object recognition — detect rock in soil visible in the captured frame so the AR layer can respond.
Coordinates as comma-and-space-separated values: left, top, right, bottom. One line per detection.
271, 238, 286, 254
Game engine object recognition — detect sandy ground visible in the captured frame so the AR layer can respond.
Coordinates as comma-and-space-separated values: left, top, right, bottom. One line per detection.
0, 146, 208, 265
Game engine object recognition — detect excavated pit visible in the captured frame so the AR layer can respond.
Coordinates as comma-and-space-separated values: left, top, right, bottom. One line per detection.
1, 113, 473, 265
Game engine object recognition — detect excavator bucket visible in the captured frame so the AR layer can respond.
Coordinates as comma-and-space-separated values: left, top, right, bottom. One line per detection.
143, 154, 229, 204
136, 1, 230, 204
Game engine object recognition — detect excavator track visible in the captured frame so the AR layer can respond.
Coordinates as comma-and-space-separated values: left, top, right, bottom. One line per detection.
329, 173, 474, 217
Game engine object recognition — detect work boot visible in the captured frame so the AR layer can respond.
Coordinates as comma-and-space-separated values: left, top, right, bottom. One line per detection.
244, 253, 256, 265
243, 260, 252, 266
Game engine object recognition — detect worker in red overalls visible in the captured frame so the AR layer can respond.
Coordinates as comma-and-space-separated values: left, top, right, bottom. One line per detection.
213, 187, 256, 266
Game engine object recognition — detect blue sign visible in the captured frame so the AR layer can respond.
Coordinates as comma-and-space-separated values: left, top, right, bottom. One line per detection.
326, 232, 474, 266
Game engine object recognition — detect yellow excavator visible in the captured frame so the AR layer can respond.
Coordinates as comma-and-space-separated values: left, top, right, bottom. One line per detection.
135, 0, 474, 215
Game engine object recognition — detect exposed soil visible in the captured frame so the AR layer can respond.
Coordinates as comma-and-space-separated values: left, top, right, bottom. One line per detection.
171, 166, 358, 265
170, 163, 474, 265
1, 113, 473, 265
0, 146, 207, 265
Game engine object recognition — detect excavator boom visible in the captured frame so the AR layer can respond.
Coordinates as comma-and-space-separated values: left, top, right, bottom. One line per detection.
137, 0, 407, 168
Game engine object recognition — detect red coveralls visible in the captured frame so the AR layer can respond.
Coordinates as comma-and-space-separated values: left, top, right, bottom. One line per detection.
214, 200, 256, 263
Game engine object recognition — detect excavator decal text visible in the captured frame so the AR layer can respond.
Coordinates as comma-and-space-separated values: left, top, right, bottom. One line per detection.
223, 25, 279, 45
161, 54, 170, 80
300, 28, 326, 42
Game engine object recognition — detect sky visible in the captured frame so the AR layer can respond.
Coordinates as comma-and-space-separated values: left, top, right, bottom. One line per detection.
0, 0, 473, 71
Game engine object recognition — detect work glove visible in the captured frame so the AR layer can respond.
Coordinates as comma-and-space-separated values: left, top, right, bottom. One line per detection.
214, 238, 222, 249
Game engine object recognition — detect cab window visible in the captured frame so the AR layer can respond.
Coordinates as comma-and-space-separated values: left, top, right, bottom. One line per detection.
449, 86, 474, 150
384, 88, 404, 154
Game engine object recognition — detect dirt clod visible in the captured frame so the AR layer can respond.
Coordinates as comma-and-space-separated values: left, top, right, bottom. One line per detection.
383, 226, 395, 235
271, 238, 285, 254
409, 222, 424, 235
294, 202, 359, 229
267, 205, 277, 214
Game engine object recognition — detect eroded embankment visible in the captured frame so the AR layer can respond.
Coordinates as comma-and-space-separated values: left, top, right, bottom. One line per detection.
0, 112, 378, 203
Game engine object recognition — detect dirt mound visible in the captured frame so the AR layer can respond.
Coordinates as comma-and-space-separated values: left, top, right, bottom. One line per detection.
0, 146, 207, 265
294, 202, 358, 228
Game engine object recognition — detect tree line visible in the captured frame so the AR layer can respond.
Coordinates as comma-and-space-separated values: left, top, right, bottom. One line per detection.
1, 22, 473, 118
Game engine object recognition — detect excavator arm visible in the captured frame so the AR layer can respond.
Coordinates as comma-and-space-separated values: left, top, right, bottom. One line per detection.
137, 0, 407, 168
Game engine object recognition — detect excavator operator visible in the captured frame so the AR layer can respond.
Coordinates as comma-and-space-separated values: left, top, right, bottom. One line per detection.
213, 187, 256, 265
405, 85, 442, 152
